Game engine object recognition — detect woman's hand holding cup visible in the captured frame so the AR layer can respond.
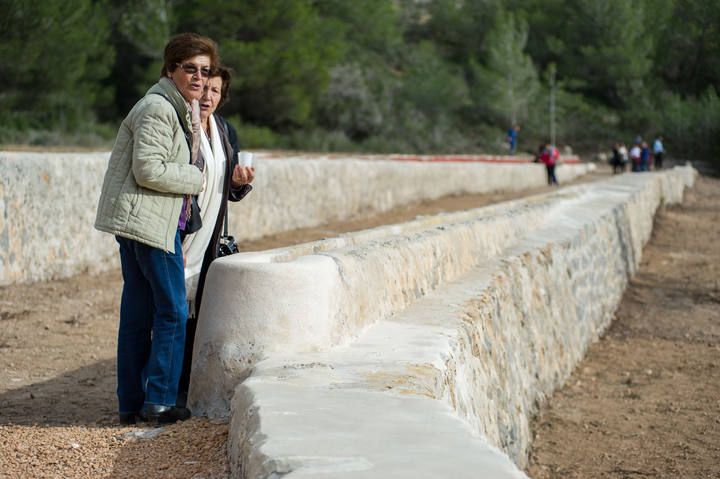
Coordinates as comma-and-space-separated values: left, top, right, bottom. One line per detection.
239, 151, 253, 168
232, 152, 255, 186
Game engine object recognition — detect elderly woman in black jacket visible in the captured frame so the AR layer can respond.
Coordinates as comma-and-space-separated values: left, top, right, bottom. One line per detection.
178, 66, 254, 402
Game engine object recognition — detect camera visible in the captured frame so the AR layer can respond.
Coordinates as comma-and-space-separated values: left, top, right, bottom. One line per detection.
217, 235, 239, 257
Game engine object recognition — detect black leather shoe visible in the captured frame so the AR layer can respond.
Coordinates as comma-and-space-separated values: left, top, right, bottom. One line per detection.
176, 391, 188, 409
140, 405, 191, 424
119, 412, 139, 425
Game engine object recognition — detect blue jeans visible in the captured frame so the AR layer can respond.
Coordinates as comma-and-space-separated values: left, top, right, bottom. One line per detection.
116, 231, 187, 414
546, 164, 558, 185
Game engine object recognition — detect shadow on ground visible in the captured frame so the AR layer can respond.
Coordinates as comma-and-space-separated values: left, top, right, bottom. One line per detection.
0, 358, 117, 426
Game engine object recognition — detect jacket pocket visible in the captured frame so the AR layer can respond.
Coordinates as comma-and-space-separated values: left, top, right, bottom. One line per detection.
130, 188, 143, 217
120, 173, 142, 218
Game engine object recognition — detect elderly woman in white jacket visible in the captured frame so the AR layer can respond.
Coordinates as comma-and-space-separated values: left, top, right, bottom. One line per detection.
95, 33, 217, 425
177, 65, 255, 404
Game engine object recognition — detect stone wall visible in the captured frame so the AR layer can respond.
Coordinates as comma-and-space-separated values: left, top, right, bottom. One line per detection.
190, 191, 571, 416
186, 167, 695, 477
0, 151, 590, 285
228, 155, 589, 241
0, 152, 116, 285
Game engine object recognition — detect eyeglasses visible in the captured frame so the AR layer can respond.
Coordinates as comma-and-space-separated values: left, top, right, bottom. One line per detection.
177, 63, 211, 78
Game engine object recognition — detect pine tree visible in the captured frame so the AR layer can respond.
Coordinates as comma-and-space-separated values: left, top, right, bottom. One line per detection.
550, 0, 654, 108
175, 0, 344, 129
471, 12, 539, 127
0, 0, 113, 130
654, 0, 720, 96
103, 0, 173, 119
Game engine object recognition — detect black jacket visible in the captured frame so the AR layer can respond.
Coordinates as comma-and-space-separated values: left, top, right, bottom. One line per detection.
179, 115, 252, 401
194, 114, 252, 317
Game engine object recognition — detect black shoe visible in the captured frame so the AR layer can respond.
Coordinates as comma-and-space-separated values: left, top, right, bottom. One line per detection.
176, 391, 188, 409
119, 412, 139, 425
140, 405, 191, 424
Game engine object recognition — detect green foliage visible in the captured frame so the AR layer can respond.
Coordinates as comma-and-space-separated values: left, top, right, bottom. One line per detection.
103, 0, 172, 119
0, 0, 113, 129
504, 0, 563, 69
226, 116, 282, 150
0, 124, 115, 148
546, 0, 654, 108
316, 64, 385, 140
417, 0, 502, 64
656, 87, 720, 161
654, 0, 720, 96
176, 0, 344, 128
312, 0, 404, 142
470, 12, 539, 126
1, 0, 718, 169
286, 128, 356, 153
315, 0, 404, 62
399, 42, 469, 120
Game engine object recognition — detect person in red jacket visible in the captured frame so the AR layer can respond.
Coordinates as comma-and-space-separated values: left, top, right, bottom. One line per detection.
539, 144, 560, 186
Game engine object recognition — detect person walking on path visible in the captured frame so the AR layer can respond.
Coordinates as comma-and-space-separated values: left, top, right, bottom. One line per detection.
630, 143, 642, 172
611, 143, 624, 174
618, 143, 629, 172
506, 124, 520, 154
653, 135, 665, 169
640, 142, 651, 171
94, 33, 219, 425
540, 144, 560, 186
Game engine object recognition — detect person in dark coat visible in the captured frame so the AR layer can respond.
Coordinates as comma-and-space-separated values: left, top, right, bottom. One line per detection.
177, 66, 254, 404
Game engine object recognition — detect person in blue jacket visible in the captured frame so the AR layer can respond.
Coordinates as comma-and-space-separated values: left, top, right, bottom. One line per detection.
506, 124, 520, 154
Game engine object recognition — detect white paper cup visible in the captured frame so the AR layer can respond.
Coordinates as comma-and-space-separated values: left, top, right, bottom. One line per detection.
238, 151, 253, 168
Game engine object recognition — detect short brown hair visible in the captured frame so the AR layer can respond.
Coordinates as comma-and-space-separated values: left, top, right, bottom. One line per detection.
212, 65, 234, 108
161, 33, 219, 77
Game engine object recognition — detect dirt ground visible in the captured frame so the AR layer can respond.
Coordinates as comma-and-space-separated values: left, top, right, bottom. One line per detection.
527, 175, 720, 478
1, 167, 717, 478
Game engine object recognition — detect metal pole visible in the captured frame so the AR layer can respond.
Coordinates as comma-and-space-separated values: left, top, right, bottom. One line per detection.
508, 72, 515, 125
549, 65, 556, 146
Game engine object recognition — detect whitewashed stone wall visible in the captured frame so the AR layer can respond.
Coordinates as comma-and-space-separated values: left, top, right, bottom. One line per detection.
187, 167, 695, 478
232, 155, 590, 242
0, 152, 590, 285
0, 152, 116, 285
190, 192, 570, 416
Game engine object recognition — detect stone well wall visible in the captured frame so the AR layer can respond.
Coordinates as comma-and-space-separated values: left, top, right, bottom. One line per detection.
0, 151, 589, 285
186, 167, 695, 478
189, 190, 572, 416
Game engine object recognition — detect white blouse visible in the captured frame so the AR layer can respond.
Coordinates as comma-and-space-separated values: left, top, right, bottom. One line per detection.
183, 114, 227, 306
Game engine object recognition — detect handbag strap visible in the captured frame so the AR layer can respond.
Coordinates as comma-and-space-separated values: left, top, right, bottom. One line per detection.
218, 115, 231, 238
